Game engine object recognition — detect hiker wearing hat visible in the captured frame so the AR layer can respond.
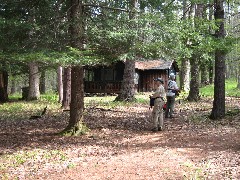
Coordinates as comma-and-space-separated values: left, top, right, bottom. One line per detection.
165, 73, 179, 118
150, 78, 166, 132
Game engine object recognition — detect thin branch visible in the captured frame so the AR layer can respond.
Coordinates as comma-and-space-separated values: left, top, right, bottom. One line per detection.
164, 0, 175, 9
181, 3, 192, 20
83, 4, 131, 13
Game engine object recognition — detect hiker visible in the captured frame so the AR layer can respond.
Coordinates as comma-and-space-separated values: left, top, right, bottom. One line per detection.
165, 73, 179, 118
150, 78, 166, 132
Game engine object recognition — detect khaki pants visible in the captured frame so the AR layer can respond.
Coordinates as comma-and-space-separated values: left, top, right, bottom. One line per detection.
152, 98, 164, 130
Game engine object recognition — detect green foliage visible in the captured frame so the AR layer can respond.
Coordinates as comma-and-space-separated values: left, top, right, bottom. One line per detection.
200, 84, 214, 97
85, 94, 149, 109
1, 0, 239, 99
226, 108, 240, 117
59, 122, 89, 136
40, 94, 58, 103
0, 95, 60, 121
1, 93, 148, 122
200, 79, 240, 97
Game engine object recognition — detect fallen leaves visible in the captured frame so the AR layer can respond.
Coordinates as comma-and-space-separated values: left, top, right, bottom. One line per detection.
0, 96, 240, 179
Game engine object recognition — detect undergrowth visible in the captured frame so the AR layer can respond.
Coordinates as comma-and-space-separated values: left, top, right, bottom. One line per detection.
200, 79, 240, 97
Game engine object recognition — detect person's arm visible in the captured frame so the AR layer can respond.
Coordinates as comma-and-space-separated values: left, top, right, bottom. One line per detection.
173, 81, 178, 90
160, 86, 166, 101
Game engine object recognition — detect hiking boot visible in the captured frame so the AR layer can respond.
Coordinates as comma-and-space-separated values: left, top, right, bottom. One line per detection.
158, 126, 163, 131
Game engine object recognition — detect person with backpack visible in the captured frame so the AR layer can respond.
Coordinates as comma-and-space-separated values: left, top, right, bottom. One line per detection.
150, 78, 166, 132
165, 73, 179, 118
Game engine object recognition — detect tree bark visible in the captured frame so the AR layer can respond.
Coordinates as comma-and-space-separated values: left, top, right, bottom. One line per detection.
115, 59, 136, 101
0, 71, 8, 103
187, 56, 200, 101
57, 66, 63, 103
238, 63, 240, 89
210, 0, 226, 119
209, 60, 214, 84
40, 69, 46, 94
180, 59, 190, 91
200, 63, 208, 86
208, 4, 214, 85
62, 67, 71, 109
28, 62, 40, 100
68, 66, 85, 133
60, 0, 86, 136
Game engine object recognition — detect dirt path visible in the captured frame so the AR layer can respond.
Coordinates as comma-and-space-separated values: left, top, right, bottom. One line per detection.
47, 112, 240, 180
0, 98, 240, 180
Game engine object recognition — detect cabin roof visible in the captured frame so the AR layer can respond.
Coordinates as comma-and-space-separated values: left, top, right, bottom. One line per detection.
135, 60, 179, 71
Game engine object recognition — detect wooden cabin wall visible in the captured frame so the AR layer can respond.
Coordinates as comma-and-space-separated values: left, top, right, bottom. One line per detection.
138, 70, 168, 92
84, 61, 124, 93
84, 60, 178, 94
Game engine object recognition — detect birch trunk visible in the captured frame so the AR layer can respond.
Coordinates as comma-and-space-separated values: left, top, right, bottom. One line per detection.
180, 59, 190, 91
57, 66, 63, 103
28, 62, 40, 100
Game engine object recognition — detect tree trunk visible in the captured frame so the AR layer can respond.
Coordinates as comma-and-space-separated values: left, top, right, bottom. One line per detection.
28, 62, 40, 100
179, 0, 190, 92
210, 0, 226, 119
187, 56, 200, 101
62, 67, 71, 109
57, 66, 63, 103
200, 63, 208, 86
238, 64, 240, 89
180, 58, 190, 91
209, 60, 214, 84
208, 4, 214, 85
40, 69, 46, 94
115, 59, 136, 101
60, 0, 86, 136
115, 0, 137, 102
187, 4, 204, 101
0, 71, 8, 103
67, 66, 85, 134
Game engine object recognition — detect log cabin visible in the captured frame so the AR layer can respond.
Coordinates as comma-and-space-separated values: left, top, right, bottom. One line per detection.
84, 60, 179, 94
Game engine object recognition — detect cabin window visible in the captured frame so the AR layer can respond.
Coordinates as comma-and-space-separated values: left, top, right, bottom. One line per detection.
85, 69, 94, 81
102, 69, 114, 81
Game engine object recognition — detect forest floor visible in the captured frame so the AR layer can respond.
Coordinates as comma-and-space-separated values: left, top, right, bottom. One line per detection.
0, 96, 240, 180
